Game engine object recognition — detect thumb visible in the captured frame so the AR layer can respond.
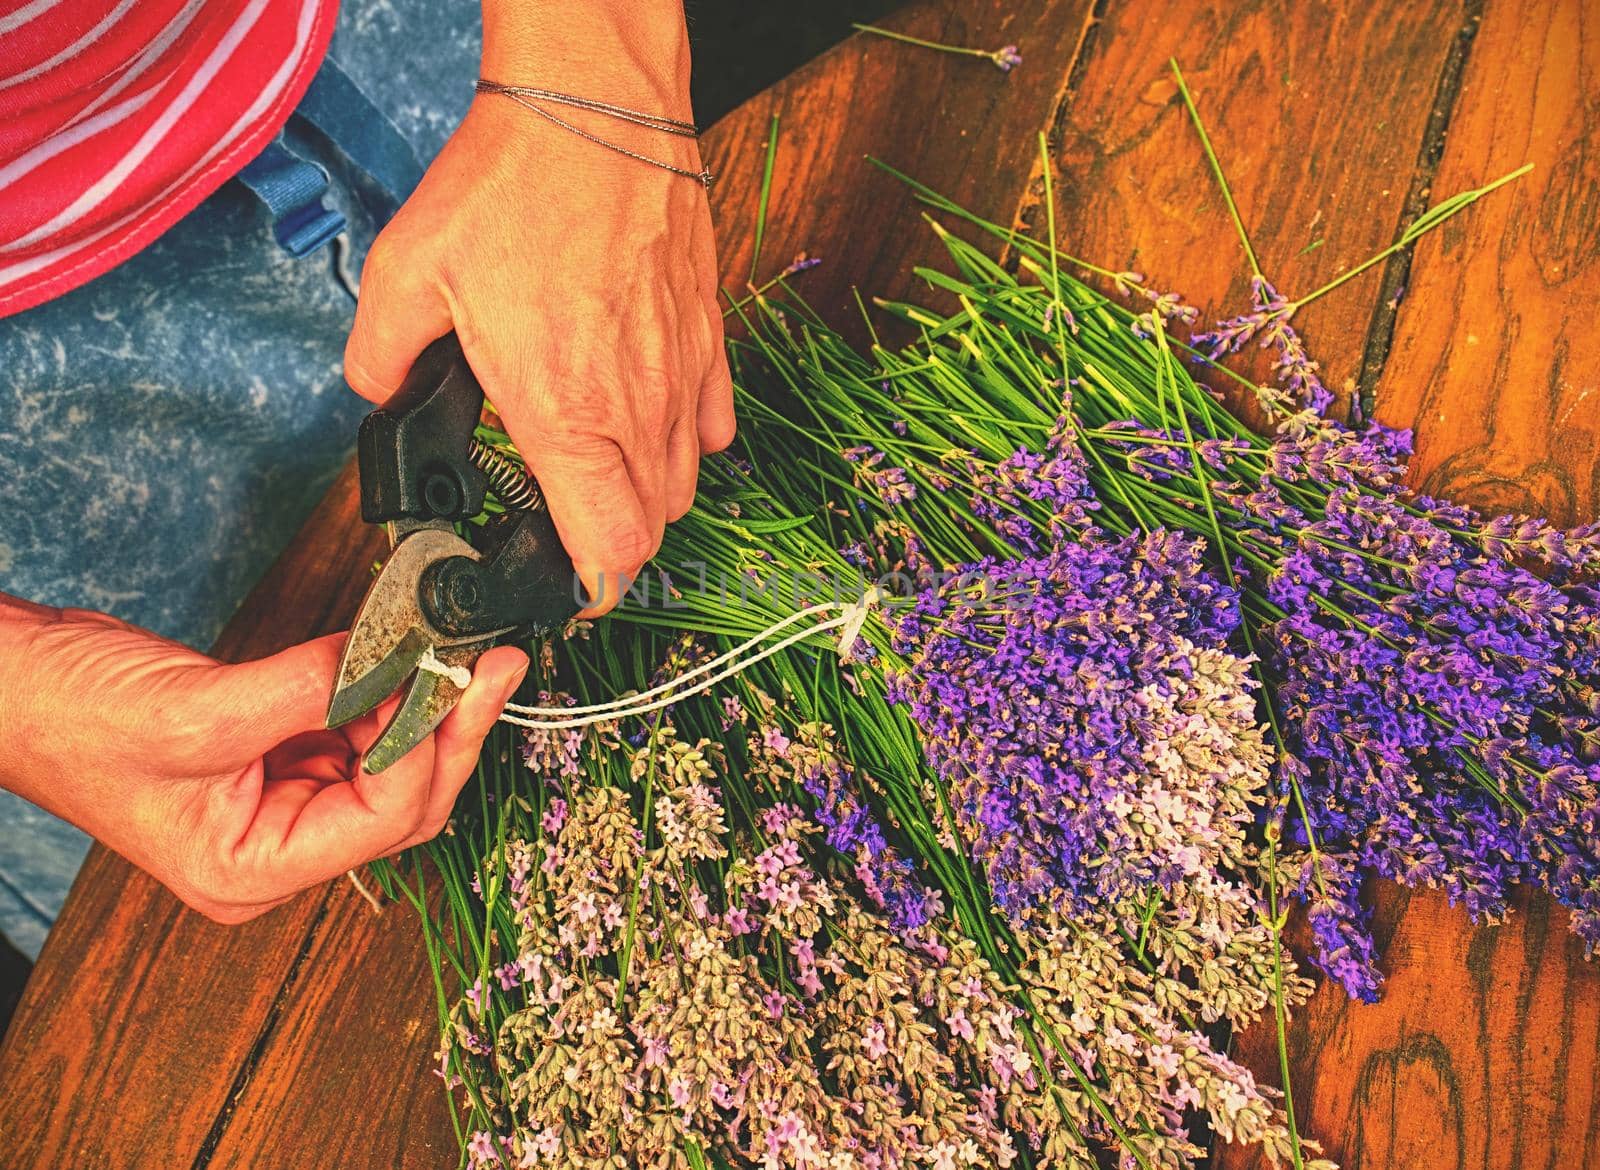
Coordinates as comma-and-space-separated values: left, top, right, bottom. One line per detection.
207, 634, 347, 758
391, 644, 531, 851
343, 239, 454, 404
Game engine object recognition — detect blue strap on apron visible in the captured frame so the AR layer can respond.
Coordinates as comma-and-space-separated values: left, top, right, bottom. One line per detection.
236, 54, 427, 257
234, 139, 347, 257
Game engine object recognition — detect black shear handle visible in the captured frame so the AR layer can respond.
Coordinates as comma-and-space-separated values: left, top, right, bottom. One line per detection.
356, 332, 488, 524
354, 331, 580, 637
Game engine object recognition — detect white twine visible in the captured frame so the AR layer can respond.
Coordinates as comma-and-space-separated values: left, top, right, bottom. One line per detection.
509, 599, 845, 717
417, 645, 472, 689
467, 589, 886, 732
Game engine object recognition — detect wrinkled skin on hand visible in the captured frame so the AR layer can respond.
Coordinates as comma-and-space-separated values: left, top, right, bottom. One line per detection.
7, 605, 526, 923
344, 90, 735, 616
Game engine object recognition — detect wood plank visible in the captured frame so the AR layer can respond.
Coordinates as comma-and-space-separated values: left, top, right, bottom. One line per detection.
198, 880, 459, 1170
1224, 0, 1600, 1165
1376, 0, 1599, 525
1020, 0, 1470, 419
0, 3, 1102, 1165
0, 851, 314, 1165
1231, 883, 1600, 1169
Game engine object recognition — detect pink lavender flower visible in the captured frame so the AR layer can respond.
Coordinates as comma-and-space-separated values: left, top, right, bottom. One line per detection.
760, 724, 791, 755
763, 721, 938, 931
945, 1007, 975, 1041
522, 694, 586, 776
760, 802, 801, 835
539, 797, 567, 835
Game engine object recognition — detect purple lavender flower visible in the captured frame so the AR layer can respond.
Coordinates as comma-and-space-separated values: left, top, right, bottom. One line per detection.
1285, 850, 1383, 1003
1158, 414, 1600, 994
887, 528, 1244, 922
780, 725, 936, 931
965, 445, 1098, 554
780, 252, 822, 277
1194, 275, 1331, 414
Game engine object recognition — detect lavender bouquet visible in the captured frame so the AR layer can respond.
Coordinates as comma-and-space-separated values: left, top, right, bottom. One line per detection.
389, 511, 1321, 1168
374, 106, 1596, 1170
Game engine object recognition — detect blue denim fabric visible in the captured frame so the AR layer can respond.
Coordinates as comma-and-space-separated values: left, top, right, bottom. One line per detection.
0, 0, 481, 959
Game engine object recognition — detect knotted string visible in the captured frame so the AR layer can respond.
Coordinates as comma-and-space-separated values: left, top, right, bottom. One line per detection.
417, 590, 886, 731
353, 591, 882, 914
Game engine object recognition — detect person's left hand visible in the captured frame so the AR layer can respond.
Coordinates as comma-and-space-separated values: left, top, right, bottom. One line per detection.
343, 20, 733, 617
1, 601, 528, 923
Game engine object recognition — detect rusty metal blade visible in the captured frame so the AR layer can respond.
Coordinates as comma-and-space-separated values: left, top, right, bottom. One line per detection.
326, 525, 481, 730
359, 639, 490, 773
326, 626, 430, 730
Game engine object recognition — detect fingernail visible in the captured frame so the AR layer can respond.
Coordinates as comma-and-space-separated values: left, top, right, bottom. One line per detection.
507, 664, 529, 695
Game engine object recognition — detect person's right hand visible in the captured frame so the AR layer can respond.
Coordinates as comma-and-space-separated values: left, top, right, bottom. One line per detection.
0, 600, 526, 923
342, 0, 734, 618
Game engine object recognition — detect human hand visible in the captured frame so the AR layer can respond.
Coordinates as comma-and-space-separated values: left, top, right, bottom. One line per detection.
0, 602, 527, 923
344, 1, 734, 616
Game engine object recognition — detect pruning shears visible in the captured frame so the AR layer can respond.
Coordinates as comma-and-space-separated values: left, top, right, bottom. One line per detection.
325, 333, 578, 772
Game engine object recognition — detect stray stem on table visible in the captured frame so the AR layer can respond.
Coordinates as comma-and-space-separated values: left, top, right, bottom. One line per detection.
1170, 58, 1263, 278
1265, 835, 1307, 1170
1173, 55, 1532, 321
749, 112, 781, 283
1288, 163, 1533, 312
1171, 54, 1529, 320
852, 22, 1016, 69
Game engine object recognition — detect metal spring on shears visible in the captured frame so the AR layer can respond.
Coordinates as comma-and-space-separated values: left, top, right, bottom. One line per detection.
468, 439, 545, 512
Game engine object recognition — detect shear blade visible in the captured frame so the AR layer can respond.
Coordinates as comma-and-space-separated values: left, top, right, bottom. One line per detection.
327, 525, 490, 771
326, 626, 430, 731
359, 639, 491, 774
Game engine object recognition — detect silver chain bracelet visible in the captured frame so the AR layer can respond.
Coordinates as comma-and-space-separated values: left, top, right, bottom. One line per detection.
476, 80, 714, 188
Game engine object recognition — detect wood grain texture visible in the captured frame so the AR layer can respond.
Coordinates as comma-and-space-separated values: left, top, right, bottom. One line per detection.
1019, 0, 1474, 419
1230, 882, 1600, 1170
0, 850, 317, 1166
1223, 0, 1600, 1166
1375, 0, 1600, 525
197, 879, 459, 1170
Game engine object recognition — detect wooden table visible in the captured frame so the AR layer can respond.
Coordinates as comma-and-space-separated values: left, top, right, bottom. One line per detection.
2, 2, 1596, 1166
